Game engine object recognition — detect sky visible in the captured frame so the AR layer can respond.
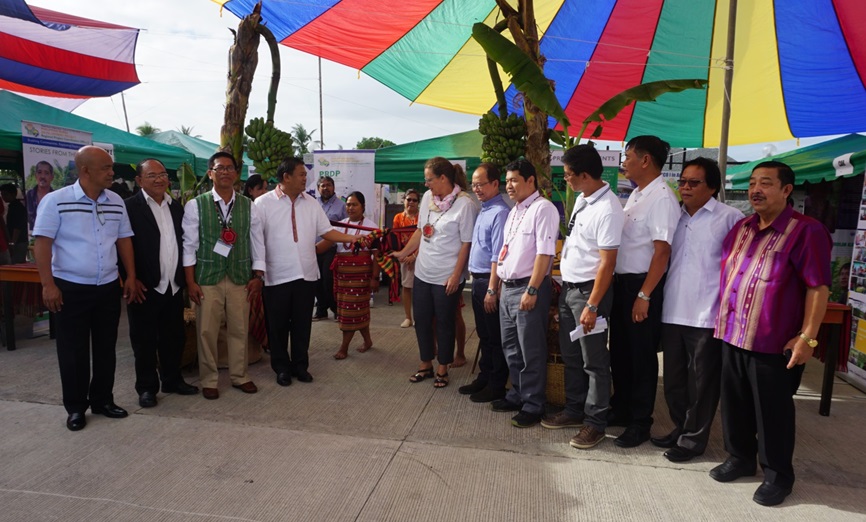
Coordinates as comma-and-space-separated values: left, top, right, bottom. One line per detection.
28, 0, 834, 161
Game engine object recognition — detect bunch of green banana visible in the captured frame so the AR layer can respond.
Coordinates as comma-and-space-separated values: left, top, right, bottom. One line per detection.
478, 111, 526, 167
245, 116, 294, 180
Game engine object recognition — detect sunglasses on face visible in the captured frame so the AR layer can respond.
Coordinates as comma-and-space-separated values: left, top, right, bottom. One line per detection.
405, 198, 419, 203
677, 178, 705, 188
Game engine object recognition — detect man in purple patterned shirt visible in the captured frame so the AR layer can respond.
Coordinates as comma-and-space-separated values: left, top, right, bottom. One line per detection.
711, 161, 831, 507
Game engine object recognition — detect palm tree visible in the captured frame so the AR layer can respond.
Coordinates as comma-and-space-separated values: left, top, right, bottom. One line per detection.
178, 125, 201, 138
135, 121, 161, 136
290, 123, 317, 155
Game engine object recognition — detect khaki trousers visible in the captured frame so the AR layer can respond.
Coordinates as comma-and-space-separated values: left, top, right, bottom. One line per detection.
197, 277, 250, 388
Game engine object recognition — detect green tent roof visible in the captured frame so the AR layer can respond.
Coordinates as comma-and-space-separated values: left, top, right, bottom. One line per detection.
148, 130, 251, 179
727, 133, 866, 189
374, 130, 483, 184
0, 91, 194, 170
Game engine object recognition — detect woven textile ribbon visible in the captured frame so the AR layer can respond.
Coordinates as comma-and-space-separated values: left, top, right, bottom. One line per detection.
331, 221, 418, 303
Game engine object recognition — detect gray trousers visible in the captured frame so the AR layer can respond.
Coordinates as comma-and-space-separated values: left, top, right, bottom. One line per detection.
661, 323, 721, 452
559, 281, 613, 431
500, 277, 551, 415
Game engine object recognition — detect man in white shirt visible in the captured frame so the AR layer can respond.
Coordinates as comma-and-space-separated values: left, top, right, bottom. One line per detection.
255, 158, 366, 386
492, 159, 560, 428
609, 135, 680, 448
542, 145, 624, 450
124, 159, 198, 409
655, 157, 744, 461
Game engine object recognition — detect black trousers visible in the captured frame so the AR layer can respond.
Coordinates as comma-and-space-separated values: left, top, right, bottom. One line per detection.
54, 278, 121, 414
263, 279, 316, 375
720, 342, 804, 488
127, 286, 185, 395
661, 324, 721, 452
470, 276, 508, 389
609, 272, 665, 429
413, 276, 464, 366
315, 247, 337, 317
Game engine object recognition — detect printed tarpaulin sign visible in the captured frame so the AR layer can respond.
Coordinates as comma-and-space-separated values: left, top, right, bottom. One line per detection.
21, 120, 91, 188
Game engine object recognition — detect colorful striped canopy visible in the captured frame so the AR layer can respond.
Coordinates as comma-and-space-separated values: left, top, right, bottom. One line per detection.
0, 0, 140, 102
213, 0, 866, 148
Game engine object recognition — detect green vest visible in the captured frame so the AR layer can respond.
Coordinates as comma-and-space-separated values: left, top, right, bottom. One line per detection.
194, 192, 252, 286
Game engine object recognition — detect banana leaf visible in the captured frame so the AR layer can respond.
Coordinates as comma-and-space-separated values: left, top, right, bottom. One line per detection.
577, 79, 708, 140
472, 23, 569, 130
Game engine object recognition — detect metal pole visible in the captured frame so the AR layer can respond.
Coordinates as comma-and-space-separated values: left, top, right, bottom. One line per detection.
120, 91, 130, 133
318, 57, 324, 150
717, 0, 738, 202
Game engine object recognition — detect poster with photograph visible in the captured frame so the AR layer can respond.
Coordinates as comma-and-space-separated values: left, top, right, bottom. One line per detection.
845, 177, 866, 392
21, 121, 92, 190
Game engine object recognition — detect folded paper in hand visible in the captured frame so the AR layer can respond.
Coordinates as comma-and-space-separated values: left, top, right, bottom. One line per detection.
569, 317, 608, 342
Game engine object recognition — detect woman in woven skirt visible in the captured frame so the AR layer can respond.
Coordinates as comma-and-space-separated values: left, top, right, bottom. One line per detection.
243, 175, 269, 351
321, 191, 379, 360
392, 157, 478, 388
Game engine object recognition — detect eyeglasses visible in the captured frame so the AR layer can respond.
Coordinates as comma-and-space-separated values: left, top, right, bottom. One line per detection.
677, 178, 705, 188
423, 177, 436, 184
211, 165, 237, 174
405, 198, 419, 203
142, 173, 169, 180
470, 181, 491, 190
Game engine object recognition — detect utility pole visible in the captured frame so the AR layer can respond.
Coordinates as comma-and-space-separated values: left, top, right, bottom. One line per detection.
120, 91, 130, 133
318, 57, 324, 150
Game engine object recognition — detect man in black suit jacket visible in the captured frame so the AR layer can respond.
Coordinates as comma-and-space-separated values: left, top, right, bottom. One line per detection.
124, 159, 198, 407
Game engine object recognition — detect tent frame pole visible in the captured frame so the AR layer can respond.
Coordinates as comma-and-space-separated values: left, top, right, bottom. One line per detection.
718, 0, 738, 202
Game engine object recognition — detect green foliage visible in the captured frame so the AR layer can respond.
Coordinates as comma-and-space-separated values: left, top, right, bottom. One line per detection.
471, 22, 569, 130
355, 137, 396, 150
135, 121, 161, 137
291, 123, 316, 155
178, 162, 207, 206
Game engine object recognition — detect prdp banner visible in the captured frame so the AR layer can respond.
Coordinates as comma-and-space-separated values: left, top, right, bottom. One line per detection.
312, 150, 377, 224
21, 120, 91, 189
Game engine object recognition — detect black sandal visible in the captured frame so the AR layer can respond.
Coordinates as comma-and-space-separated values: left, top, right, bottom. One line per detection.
409, 368, 434, 383
433, 372, 449, 388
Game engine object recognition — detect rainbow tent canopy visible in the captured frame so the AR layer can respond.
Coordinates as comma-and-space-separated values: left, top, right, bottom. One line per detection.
0, 0, 140, 106
213, 0, 866, 148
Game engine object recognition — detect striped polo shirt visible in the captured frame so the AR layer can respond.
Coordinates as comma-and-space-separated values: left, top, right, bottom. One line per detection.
32, 180, 133, 285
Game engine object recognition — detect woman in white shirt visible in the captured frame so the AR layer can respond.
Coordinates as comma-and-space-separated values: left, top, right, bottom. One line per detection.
393, 157, 478, 388
320, 191, 379, 360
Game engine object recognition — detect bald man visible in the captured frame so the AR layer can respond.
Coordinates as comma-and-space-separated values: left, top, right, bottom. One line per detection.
34, 146, 141, 432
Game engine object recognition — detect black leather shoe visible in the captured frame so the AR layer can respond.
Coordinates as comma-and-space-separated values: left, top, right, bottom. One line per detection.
294, 370, 314, 383
91, 403, 128, 418
664, 445, 702, 462
66, 413, 86, 431
613, 426, 650, 448
511, 411, 543, 428
753, 481, 792, 506
470, 386, 507, 403
276, 372, 292, 387
709, 458, 756, 482
651, 429, 681, 448
163, 381, 199, 395
138, 392, 157, 408
458, 379, 487, 395
490, 399, 522, 412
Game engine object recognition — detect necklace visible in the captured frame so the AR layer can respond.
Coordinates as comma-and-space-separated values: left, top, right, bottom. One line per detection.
499, 192, 541, 264
213, 197, 236, 245
422, 200, 454, 240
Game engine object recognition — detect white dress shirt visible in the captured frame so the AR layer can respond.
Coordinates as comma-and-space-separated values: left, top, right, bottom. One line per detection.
181, 187, 265, 272
662, 197, 745, 328
254, 186, 334, 285
615, 175, 680, 274
560, 182, 624, 283
143, 191, 179, 295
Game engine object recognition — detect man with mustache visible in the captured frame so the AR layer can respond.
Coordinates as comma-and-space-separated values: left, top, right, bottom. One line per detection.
712, 161, 830, 506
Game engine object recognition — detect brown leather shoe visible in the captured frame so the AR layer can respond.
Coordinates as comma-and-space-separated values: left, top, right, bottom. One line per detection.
202, 387, 219, 400
232, 381, 258, 394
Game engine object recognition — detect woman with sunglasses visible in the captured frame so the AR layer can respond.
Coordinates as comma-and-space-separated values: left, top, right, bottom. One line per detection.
393, 157, 478, 388
393, 188, 420, 327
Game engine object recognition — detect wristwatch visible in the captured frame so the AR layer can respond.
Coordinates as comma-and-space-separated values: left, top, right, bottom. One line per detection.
637, 291, 651, 301
526, 286, 538, 296
486, 288, 497, 296
586, 303, 598, 313
798, 332, 818, 348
